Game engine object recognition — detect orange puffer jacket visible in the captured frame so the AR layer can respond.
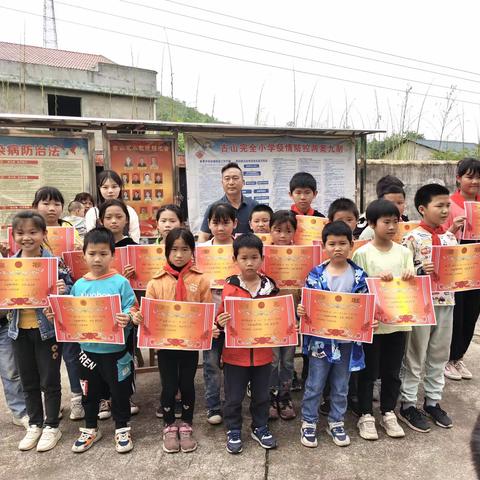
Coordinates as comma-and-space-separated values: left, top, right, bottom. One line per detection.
217, 274, 279, 367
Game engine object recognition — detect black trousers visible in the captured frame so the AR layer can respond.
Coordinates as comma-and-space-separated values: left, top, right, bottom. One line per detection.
13, 329, 62, 428
78, 349, 133, 429
224, 362, 271, 431
450, 289, 480, 361
358, 331, 406, 415
157, 349, 199, 425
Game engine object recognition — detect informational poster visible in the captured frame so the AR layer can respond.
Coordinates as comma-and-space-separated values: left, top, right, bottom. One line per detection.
0, 134, 92, 241
109, 137, 175, 237
185, 135, 355, 233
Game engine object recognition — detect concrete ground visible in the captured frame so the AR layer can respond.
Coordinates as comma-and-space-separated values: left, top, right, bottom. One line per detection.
1, 336, 480, 480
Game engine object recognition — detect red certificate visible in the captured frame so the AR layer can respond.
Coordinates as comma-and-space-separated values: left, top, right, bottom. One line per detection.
63, 247, 129, 281
431, 244, 480, 292
393, 221, 420, 244
224, 294, 297, 348
0, 257, 58, 309
255, 233, 273, 245
262, 245, 322, 289
195, 245, 240, 289
137, 298, 215, 350
127, 245, 166, 289
463, 201, 480, 240
9, 226, 75, 257
366, 276, 436, 326
294, 215, 329, 245
301, 288, 375, 343
49, 294, 124, 344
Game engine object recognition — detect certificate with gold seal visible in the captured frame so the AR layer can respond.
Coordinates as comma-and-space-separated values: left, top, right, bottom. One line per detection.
366, 276, 436, 326
392, 221, 420, 244
0, 257, 58, 309
9, 226, 75, 257
127, 245, 166, 289
431, 244, 480, 292
255, 233, 273, 245
224, 294, 297, 348
195, 245, 240, 289
48, 294, 124, 344
137, 298, 215, 350
262, 245, 322, 289
300, 288, 375, 343
294, 215, 329, 245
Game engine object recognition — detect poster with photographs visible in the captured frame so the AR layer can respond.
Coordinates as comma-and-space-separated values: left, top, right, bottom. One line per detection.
109, 138, 175, 237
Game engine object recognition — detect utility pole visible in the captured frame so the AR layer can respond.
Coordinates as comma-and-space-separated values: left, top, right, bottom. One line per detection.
43, 0, 58, 49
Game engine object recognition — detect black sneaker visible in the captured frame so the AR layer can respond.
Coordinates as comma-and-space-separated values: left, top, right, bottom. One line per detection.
291, 371, 303, 391
207, 409, 223, 425
423, 401, 453, 429
398, 405, 431, 433
319, 400, 330, 416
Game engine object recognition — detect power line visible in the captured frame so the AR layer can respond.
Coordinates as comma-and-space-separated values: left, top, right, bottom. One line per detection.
2, 5, 479, 107
159, 0, 480, 79
54, 0, 480, 96
121, 0, 480, 84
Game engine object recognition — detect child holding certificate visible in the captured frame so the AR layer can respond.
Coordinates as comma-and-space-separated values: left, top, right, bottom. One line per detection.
47, 227, 137, 454
269, 210, 299, 420
352, 199, 414, 441
216, 233, 279, 454
155, 204, 184, 244
443, 158, 480, 381
137, 228, 212, 453
198, 203, 237, 426
297, 221, 368, 448
8, 211, 72, 452
400, 184, 457, 432
33, 186, 85, 421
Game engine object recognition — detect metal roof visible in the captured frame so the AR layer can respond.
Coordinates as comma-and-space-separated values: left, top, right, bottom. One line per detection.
0, 114, 384, 137
0, 41, 114, 71
414, 138, 478, 152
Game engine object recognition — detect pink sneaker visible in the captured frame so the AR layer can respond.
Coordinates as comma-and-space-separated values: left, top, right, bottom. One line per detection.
162, 424, 179, 453
179, 422, 197, 453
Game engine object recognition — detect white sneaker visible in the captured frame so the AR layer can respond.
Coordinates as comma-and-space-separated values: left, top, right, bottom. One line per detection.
115, 426, 133, 453
381, 411, 405, 438
70, 395, 85, 421
12, 415, 29, 429
98, 399, 112, 420
18, 425, 43, 450
130, 399, 140, 415
444, 361, 462, 381
357, 414, 378, 440
72, 427, 103, 453
37, 426, 62, 452
454, 360, 472, 380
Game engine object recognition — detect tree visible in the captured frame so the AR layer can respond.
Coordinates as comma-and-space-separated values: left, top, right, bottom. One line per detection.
367, 131, 425, 159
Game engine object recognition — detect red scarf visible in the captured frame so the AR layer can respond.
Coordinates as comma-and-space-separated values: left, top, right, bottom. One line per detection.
450, 189, 479, 209
291, 204, 314, 216
163, 260, 193, 301
419, 221, 445, 246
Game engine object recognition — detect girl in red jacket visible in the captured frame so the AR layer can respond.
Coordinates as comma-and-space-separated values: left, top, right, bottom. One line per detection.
216, 233, 279, 454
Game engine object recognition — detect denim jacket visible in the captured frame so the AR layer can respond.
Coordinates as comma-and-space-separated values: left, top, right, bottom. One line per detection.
302, 259, 368, 372
8, 248, 73, 341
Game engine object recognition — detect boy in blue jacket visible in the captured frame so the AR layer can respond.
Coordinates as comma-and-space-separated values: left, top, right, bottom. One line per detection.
47, 227, 136, 454
297, 221, 369, 448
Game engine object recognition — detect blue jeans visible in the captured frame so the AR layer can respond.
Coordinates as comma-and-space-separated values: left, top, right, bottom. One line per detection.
270, 346, 295, 397
62, 342, 82, 395
302, 343, 352, 424
0, 324, 26, 418
202, 334, 224, 411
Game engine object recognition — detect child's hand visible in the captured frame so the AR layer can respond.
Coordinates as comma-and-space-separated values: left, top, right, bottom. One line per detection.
123, 264, 135, 279
56, 279, 66, 295
422, 262, 435, 275
43, 307, 55, 323
212, 324, 221, 338
372, 318, 379, 330
297, 304, 306, 317
132, 311, 143, 325
115, 313, 131, 328
449, 215, 465, 234
401, 270, 415, 281
379, 272, 393, 281
216, 312, 231, 328
0, 242, 9, 257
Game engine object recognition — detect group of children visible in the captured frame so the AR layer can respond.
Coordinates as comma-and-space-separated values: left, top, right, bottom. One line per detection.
2, 159, 480, 457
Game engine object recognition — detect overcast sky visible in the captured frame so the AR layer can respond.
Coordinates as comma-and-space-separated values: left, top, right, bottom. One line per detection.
1, 0, 480, 142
